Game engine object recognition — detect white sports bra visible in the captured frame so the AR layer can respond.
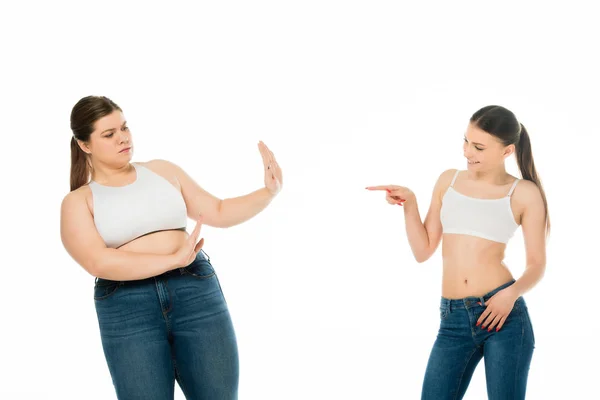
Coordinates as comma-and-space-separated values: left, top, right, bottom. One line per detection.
89, 163, 188, 248
440, 170, 520, 244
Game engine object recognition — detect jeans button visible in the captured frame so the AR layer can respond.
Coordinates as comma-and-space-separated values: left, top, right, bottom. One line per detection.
465, 300, 471, 306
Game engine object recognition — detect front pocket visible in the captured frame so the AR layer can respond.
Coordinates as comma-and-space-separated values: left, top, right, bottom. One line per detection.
439, 306, 449, 320
93, 281, 121, 301
182, 260, 216, 279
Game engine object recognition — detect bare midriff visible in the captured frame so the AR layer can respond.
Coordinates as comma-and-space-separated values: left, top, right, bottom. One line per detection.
441, 233, 514, 299
117, 229, 189, 255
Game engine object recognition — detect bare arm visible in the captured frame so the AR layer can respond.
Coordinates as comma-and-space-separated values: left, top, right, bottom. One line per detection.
366, 169, 453, 263
60, 191, 181, 281
402, 169, 453, 263
155, 142, 281, 228
171, 160, 276, 228
508, 181, 547, 297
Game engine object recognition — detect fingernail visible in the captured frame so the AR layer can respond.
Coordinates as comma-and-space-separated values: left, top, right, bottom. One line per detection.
476, 322, 480, 326
496, 327, 500, 332
488, 328, 492, 332
386, 189, 391, 193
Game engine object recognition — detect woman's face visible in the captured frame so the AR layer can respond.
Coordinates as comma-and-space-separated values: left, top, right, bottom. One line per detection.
78, 110, 133, 165
462, 123, 514, 171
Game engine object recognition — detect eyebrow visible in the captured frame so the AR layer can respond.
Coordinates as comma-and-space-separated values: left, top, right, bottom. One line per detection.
464, 136, 486, 147
101, 121, 127, 135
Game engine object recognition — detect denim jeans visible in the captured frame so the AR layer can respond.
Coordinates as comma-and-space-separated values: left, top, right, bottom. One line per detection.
94, 250, 239, 400
421, 280, 535, 400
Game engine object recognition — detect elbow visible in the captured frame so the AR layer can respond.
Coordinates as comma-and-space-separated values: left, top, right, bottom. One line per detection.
212, 201, 233, 228
414, 252, 431, 264
88, 261, 102, 279
88, 254, 106, 278
414, 247, 435, 263
212, 218, 233, 229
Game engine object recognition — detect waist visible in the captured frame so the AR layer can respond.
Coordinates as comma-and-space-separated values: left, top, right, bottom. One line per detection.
440, 279, 517, 308
95, 249, 210, 286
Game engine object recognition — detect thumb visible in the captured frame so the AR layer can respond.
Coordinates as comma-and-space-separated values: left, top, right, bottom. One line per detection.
194, 238, 205, 253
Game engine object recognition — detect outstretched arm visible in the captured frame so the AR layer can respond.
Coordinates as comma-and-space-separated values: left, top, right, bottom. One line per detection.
366, 169, 454, 263
161, 141, 283, 228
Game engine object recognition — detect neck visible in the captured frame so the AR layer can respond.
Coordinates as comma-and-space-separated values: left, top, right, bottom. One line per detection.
91, 162, 133, 184
467, 165, 509, 185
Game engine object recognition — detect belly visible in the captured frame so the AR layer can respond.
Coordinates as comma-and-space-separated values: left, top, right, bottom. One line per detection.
440, 234, 514, 298
117, 229, 189, 255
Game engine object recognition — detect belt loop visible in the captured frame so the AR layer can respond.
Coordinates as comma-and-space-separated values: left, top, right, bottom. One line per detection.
479, 296, 485, 307
448, 300, 452, 313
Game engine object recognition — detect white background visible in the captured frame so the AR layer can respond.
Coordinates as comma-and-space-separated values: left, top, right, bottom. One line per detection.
1, 1, 598, 399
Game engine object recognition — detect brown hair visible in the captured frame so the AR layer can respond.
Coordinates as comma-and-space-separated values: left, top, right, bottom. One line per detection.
470, 105, 550, 236
69, 96, 122, 191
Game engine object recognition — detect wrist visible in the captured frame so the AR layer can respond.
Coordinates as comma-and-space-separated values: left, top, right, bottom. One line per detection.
168, 252, 183, 269
402, 195, 417, 212
506, 284, 520, 300
263, 186, 278, 198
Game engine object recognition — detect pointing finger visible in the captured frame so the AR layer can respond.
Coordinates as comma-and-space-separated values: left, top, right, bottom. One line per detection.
365, 186, 392, 191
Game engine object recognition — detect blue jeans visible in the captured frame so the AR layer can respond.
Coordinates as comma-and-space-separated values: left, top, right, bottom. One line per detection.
421, 280, 535, 399
94, 250, 239, 400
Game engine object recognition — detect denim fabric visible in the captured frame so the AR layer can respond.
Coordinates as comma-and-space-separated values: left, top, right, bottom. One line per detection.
94, 250, 239, 400
421, 280, 535, 399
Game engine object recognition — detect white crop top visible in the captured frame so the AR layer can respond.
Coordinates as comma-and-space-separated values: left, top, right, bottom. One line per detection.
89, 163, 188, 248
440, 170, 520, 244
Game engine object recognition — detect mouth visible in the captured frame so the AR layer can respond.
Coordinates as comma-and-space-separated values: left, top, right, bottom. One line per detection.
467, 160, 480, 165
119, 147, 131, 153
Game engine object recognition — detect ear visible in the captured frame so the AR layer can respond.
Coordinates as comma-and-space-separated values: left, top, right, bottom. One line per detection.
77, 139, 92, 155
503, 143, 515, 159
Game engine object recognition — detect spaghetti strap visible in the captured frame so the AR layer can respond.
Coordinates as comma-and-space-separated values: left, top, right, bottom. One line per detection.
507, 178, 519, 197
450, 170, 460, 187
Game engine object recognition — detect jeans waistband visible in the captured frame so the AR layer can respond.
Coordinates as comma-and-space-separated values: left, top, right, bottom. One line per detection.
440, 279, 516, 309
94, 249, 210, 286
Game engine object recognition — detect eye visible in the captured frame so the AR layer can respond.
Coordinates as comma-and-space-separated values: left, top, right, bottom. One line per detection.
464, 138, 484, 151
106, 133, 114, 138
122, 126, 129, 131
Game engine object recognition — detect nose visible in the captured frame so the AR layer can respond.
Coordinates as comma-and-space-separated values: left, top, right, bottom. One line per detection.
119, 133, 129, 143
463, 145, 473, 158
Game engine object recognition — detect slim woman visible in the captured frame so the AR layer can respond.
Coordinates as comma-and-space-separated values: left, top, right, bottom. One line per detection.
367, 105, 548, 399
60, 95, 283, 400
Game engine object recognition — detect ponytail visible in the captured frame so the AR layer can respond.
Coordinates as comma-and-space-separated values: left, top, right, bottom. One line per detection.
70, 136, 90, 191
515, 123, 550, 236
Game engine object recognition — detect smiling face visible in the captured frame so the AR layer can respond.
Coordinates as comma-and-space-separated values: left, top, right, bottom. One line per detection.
77, 110, 133, 166
463, 122, 514, 171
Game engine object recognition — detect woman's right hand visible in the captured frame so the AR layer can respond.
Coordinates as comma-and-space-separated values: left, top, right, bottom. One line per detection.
172, 216, 205, 268
365, 185, 415, 207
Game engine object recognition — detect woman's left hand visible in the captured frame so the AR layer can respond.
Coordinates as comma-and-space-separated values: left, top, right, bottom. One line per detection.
258, 141, 282, 196
476, 286, 519, 332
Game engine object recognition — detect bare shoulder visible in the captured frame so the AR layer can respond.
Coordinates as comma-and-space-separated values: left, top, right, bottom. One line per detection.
136, 159, 184, 188
60, 186, 94, 233
511, 179, 544, 222
430, 168, 458, 202
61, 185, 92, 213
438, 168, 459, 185
512, 179, 543, 206
435, 168, 459, 191
140, 159, 189, 173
